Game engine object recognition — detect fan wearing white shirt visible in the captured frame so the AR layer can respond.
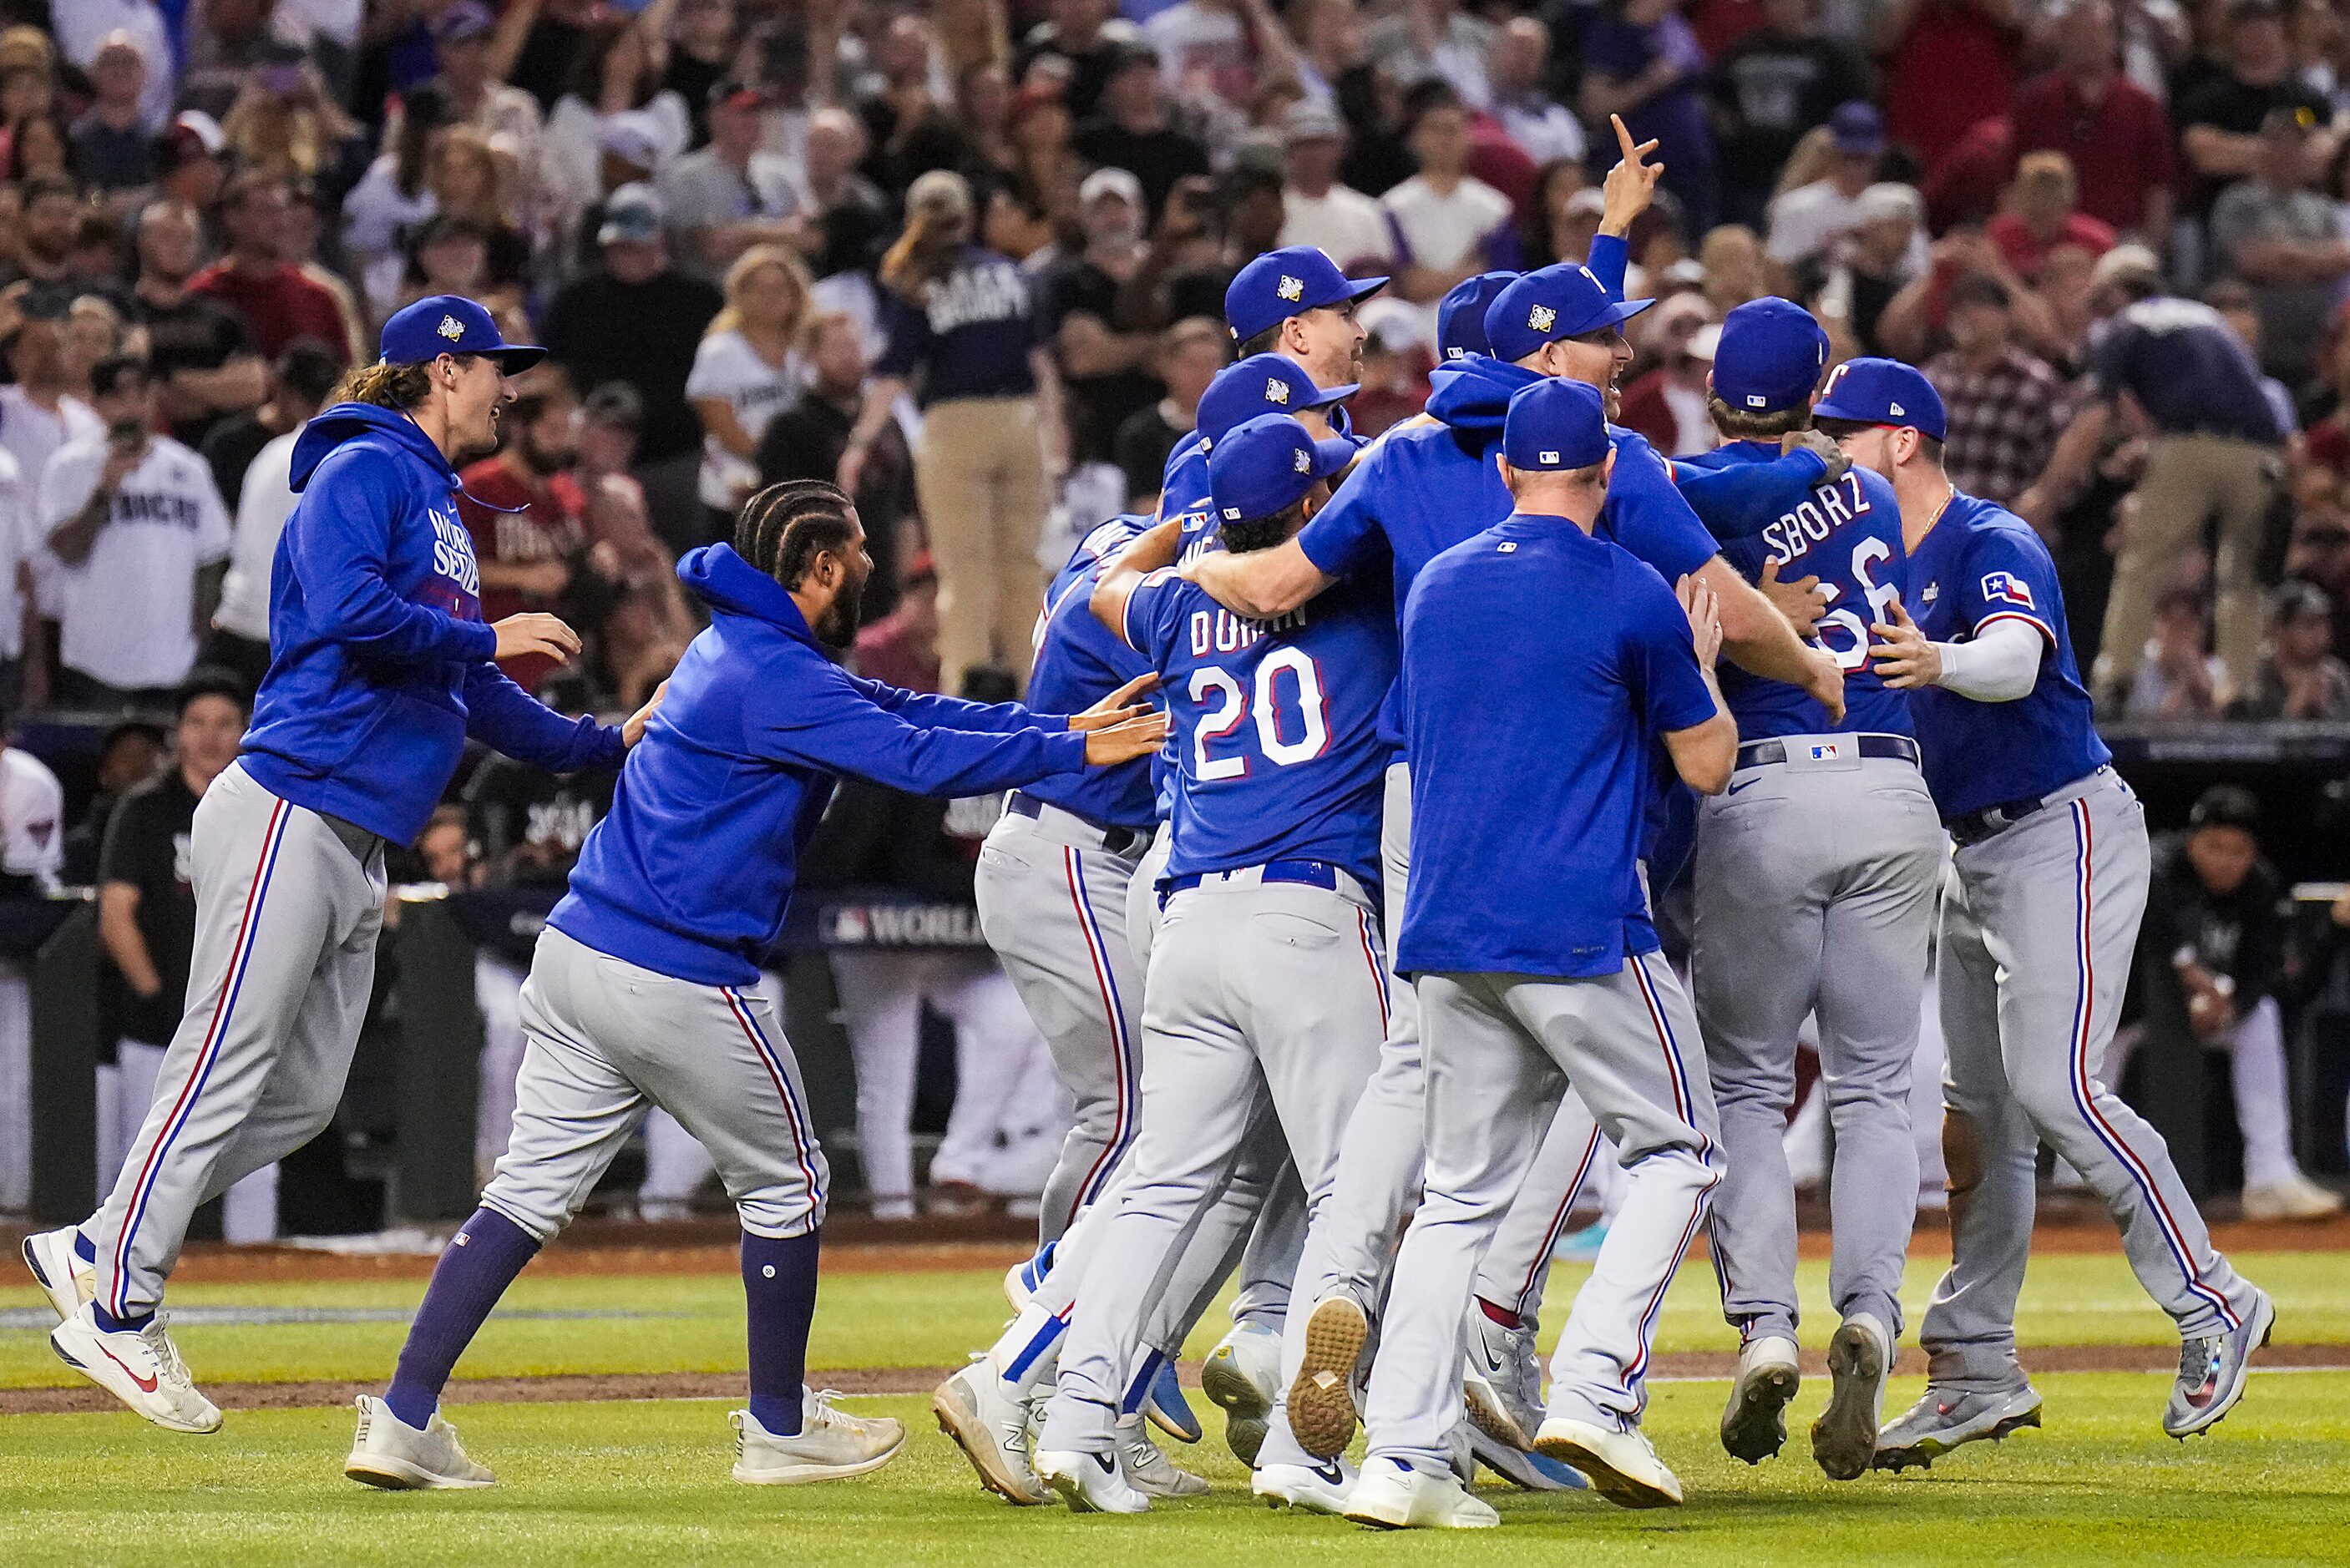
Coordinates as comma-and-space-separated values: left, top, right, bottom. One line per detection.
206, 346, 344, 690
0, 742, 63, 1216
1277, 99, 1398, 273
1379, 83, 1519, 305
686, 245, 812, 529
38, 357, 232, 709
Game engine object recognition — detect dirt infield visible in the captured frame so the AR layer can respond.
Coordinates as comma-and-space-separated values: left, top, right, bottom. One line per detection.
8, 1342, 2345, 1419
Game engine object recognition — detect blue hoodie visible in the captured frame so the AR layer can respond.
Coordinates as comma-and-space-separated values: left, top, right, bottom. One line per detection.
239, 403, 624, 846
551, 544, 1090, 986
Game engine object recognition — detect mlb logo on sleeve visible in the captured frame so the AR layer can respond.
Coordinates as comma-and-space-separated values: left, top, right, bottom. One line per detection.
1981, 571, 2035, 609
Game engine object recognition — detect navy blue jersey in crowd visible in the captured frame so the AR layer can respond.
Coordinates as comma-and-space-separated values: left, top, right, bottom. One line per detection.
1902, 492, 2110, 819
1677, 439, 1913, 741
1119, 561, 1397, 894
875, 245, 1040, 404
1022, 518, 1157, 832
2087, 296, 2282, 447
1398, 513, 1718, 979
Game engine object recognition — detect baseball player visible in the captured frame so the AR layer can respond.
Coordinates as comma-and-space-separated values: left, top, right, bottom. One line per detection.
21, 297, 653, 1434
1818, 361, 2273, 1463
1186, 260, 1838, 1478
342, 480, 1165, 1490
1669, 301, 1944, 1479
1348, 377, 1735, 1529
1022, 411, 1395, 1515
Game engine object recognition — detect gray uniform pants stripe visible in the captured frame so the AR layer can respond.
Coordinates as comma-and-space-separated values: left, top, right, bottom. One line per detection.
1922, 771, 2257, 1388
479, 927, 828, 1241
92, 761, 384, 1320
1362, 959, 1721, 1474
1692, 750, 1944, 1340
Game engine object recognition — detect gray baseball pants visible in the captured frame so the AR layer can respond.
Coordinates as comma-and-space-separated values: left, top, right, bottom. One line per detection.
1361, 956, 1721, 1474
1692, 745, 1944, 1341
1922, 769, 2261, 1389
479, 926, 827, 1242
1040, 867, 1390, 1453
91, 761, 383, 1322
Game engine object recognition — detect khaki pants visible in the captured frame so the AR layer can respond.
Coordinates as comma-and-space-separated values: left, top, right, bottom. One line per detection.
914, 396, 1049, 694
2096, 432, 2277, 702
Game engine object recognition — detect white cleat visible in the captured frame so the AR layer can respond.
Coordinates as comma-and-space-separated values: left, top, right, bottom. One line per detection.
20, 1227, 94, 1323
933, 1358, 1047, 1504
730, 1393, 905, 1484
1719, 1333, 1801, 1464
1115, 1414, 1208, 1497
1467, 1424, 1587, 1491
1537, 1414, 1684, 1509
344, 1394, 496, 1489
1202, 1320, 1283, 1466
1254, 1454, 1358, 1515
1341, 1458, 1500, 1530
1465, 1305, 1543, 1442
2241, 1173, 2343, 1222
1035, 1445, 1152, 1514
50, 1305, 221, 1434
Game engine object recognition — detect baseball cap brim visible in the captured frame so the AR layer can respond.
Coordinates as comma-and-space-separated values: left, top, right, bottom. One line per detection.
484, 345, 546, 374
1586, 296, 1655, 336
1339, 275, 1390, 310
1304, 379, 1360, 409
1306, 434, 1359, 479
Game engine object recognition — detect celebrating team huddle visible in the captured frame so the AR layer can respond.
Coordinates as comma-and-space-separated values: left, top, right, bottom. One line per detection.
21, 134, 2271, 1531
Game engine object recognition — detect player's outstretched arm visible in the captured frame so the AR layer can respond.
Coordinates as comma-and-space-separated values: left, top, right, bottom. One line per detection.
1091, 516, 1186, 636
1869, 597, 2041, 701
1704, 556, 1847, 723
463, 658, 628, 772
1183, 539, 1334, 621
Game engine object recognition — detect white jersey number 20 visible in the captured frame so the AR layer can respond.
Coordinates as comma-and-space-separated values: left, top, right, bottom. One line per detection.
1189, 649, 1330, 781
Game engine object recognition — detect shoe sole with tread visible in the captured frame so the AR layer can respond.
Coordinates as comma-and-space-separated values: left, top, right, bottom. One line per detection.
1811, 1323, 1887, 1480
1284, 1297, 1367, 1459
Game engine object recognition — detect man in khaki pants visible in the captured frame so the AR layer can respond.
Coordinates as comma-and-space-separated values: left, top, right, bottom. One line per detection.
2014, 248, 2285, 707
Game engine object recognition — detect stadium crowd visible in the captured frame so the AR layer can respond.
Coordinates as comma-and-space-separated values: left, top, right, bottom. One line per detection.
3, 0, 2350, 1232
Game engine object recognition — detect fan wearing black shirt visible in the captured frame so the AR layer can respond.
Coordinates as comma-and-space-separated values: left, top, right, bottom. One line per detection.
1707, 0, 1867, 230
1071, 43, 1209, 218
2173, 0, 2332, 215
129, 199, 267, 448
1042, 168, 1165, 472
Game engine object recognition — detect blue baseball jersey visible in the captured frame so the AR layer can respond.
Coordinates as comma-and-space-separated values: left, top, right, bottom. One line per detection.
1023, 518, 1158, 830
1398, 514, 1719, 979
1902, 492, 2109, 818
1677, 441, 1912, 741
1120, 561, 1395, 893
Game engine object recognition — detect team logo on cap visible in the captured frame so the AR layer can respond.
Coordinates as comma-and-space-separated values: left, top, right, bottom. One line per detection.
1888, 400, 1906, 416
1277, 275, 1304, 301
1981, 571, 2035, 609
1292, 448, 1311, 473
1527, 304, 1557, 333
1265, 377, 1290, 405
1538, 449, 1560, 464
438, 314, 465, 341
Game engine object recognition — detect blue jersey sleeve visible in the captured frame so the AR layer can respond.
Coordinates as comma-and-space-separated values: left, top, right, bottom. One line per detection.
1296, 448, 1390, 578
1671, 450, 1834, 543
1620, 564, 1720, 737
846, 674, 1060, 734
874, 287, 932, 379
1587, 233, 1628, 299
1603, 432, 1721, 582
751, 665, 1086, 795
462, 661, 628, 771
286, 447, 499, 665
1956, 526, 2061, 650
1117, 567, 1187, 662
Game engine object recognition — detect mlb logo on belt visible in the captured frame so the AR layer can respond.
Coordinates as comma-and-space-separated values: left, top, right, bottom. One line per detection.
1981, 571, 2035, 609
1808, 741, 1843, 761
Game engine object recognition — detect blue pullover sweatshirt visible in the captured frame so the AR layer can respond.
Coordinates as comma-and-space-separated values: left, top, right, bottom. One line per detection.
238, 402, 624, 846
551, 544, 1091, 986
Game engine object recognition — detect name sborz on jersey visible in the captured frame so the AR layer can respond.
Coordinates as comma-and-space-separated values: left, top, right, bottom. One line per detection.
1188, 605, 1303, 655
1760, 469, 1871, 568
429, 508, 481, 597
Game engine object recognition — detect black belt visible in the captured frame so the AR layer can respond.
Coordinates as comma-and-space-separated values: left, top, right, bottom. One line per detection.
1006, 791, 1144, 855
1946, 767, 2114, 847
1161, 857, 1341, 905
1734, 734, 1919, 771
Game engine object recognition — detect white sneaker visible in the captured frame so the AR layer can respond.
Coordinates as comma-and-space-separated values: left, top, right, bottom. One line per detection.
1115, 1414, 1208, 1497
1202, 1320, 1283, 1466
1465, 1305, 1542, 1440
1462, 1354, 1531, 1451
344, 1394, 495, 1489
1341, 1459, 1499, 1530
1719, 1333, 1800, 1464
1536, 1414, 1683, 1508
933, 1358, 1047, 1503
1253, 1455, 1357, 1515
21, 1227, 93, 1323
1034, 1445, 1151, 1514
1812, 1313, 1892, 1481
51, 1305, 221, 1434
2242, 1173, 2344, 1222
731, 1393, 905, 1484
1284, 1294, 1369, 1459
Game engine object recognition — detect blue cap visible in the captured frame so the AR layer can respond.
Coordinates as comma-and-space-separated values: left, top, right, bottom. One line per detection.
1198, 354, 1358, 445
1501, 377, 1612, 473
1813, 356, 1947, 442
1208, 413, 1355, 524
378, 294, 544, 372
1712, 297, 1829, 414
1484, 262, 1653, 363
1436, 271, 1519, 361
1224, 246, 1388, 344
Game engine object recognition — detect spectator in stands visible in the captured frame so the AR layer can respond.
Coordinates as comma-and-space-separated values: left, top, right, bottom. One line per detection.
7, 176, 105, 296
1278, 98, 1392, 271
2009, 0, 2177, 240
1360, 0, 1490, 109
0, 732, 64, 1216
2175, 0, 2332, 220
793, 107, 890, 284
1708, 0, 1866, 230
37, 355, 233, 710
571, 382, 696, 706
456, 378, 595, 696
845, 170, 1061, 691
129, 199, 268, 448
544, 20, 692, 243
204, 340, 345, 690
1700, 222, 1768, 313
2233, 579, 2350, 717
1044, 167, 1165, 486
61, 296, 129, 407
0, 298, 104, 707
1115, 316, 1225, 508
1923, 273, 2069, 506
1987, 153, 2117, 284
1488, 16, 1587, 168
2123, 584, 2226, 719
188, 172, 353, 362
1583, 0, 1719, 236
686, 244, 809, 536
2210, 106, 2350, 387
660, 83, 805, 281
1765, 100, 1887, 281
419, 124, 530, 300
2285, 509, 2350, 653
1617, 295, 1720, 456
854, 13, 970, 196
1808, 180, 1927, 357
1073, 43, 1211, 218
68, 33, 154, 194
1018, 0, 1137, 121
61, 719, 163, 888
95, 670, 280, 1240
1880, 0, 2021, 169
538, 183, 727, 554
428, 2, 547, 169
218, 57, 367, 192
756, 311, 914, 613
1381, 80, 1519, 303
2204, 277, 2302, 435
2132, 787, 2343, 1219
51, 0, 173, 134
179, 0, 302, 124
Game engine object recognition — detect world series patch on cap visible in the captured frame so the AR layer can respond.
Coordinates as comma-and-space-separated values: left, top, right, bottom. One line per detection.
1484, 263, 1652, 364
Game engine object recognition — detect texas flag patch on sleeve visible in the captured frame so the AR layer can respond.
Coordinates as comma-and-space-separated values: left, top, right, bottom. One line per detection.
1980, 571, 2036, 609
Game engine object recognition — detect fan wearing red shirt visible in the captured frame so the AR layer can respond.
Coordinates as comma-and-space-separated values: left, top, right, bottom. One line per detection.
455, 382, 591, 695
1984, 152, 2116, 281
2008, 0, 2176, 238
186, 173, 352, 362
1882, 0, 2022, 168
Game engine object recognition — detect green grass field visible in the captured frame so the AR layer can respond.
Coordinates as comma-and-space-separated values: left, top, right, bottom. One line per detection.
6, 1247, 2348, 1565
